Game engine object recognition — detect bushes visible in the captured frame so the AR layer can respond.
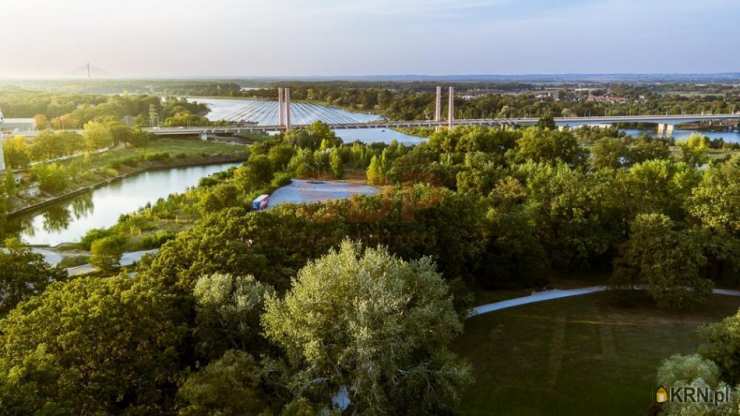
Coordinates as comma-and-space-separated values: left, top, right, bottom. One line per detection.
31, 163, 70, 194
90, 235, 127, 272
144, 152, 171, 162
80, 228, 114, 250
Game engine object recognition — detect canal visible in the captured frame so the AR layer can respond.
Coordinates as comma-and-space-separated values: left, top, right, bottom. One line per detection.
12, 162, 241, 247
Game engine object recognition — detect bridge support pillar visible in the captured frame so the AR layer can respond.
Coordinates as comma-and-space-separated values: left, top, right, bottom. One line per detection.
277, 88, 284, 128
448, 86, 455, 130
657, 123, 665, 137
665, 124, 674, 137
284, 88, 292, 131
435, 86, 442, 131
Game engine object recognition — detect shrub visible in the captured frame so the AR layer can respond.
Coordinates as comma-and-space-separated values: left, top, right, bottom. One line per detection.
90, 235, 127, 272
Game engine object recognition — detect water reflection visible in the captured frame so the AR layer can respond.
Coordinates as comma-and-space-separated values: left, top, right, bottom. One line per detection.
14, 162, 240, 246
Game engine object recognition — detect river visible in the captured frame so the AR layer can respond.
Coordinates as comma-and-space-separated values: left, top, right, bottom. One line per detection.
13, 162, 241, 247
621, 128, 740, 143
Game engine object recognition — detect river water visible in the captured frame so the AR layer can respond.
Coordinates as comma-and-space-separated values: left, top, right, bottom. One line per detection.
13, 163, 241, 246
621, 128, 740, 143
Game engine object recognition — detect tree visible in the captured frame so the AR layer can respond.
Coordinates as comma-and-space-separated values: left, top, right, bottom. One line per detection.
267, 144, 295, 170
192, 273, 274, 361
657, 354, 721, 388
686, 160, 740, 284
32, 114, 49, 130
699, 309, 740, 385
109, 123, 134, 146
287, 148, 317, 178
687, 158, 740, 233
536, 114, 556, 130
591, 137, 629, 169
82, 120, 113, 151
0, 276, 186, 414
329, 147, 344, 179
262, 241, 472, 414
0, 240, 66, 315
176, 350, 270, 416
2, 136, 31, 169
235, 155, 274, 190
481, 207, 549, 289
513, 127, 588, 167
31, 163, 69, 193
90, 235, 127, 272
197, 183, 240, 214
619, 159, 700, 221
127, 128, 152, 147
627, 137, 671, 163
611, 213, 712, 309
678, 134, 710, 167
517, 161, 624, 269
366, 155, 384, 185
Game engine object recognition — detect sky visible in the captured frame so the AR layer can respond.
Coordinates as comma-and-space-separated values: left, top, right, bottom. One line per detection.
1, 0, 739, 78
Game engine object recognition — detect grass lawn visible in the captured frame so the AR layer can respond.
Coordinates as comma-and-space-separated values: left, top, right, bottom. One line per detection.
454, 292, 740, 416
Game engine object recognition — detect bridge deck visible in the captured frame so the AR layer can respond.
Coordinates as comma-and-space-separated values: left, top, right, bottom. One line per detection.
145, 113, 740, 135
6, 114, 739, 138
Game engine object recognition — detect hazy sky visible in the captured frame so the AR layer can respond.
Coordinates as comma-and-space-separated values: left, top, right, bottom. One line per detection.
1, 0, 739, 78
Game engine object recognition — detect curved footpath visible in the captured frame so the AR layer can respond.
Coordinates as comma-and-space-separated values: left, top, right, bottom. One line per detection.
469, 286, 740, 318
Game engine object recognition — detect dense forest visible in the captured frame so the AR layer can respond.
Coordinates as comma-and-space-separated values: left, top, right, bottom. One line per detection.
3, 81, 740, 126
0, 90, 211, 128
1, 118, 737, 414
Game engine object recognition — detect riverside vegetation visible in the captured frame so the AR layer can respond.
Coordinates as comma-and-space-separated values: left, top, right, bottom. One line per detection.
0, 118, 738, 415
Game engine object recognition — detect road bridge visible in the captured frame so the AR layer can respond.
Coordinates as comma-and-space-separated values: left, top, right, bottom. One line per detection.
5, 86, 740, 141
149, 113, 740, 137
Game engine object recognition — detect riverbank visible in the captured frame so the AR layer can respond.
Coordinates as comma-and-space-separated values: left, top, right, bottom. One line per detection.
7, 154, 246, 218
6, 138, 248, 218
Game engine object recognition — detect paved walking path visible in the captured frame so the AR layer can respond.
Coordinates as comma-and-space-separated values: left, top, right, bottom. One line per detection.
469, 286, 740, 318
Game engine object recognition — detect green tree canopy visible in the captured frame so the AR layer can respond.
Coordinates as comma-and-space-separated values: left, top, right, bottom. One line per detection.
176, 350, 270, 416
611, 213, 712, 309
262, 241, 472, 414
0, 276, 186, 414
0, 240, 66, 315
193, 273, 274, 361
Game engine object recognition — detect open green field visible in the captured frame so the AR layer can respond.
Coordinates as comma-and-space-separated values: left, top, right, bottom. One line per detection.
58, 137, 247, 170
454, 292, 740, 416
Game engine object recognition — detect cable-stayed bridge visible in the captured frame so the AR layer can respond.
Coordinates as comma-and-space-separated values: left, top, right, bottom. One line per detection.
5, 87, 740, 140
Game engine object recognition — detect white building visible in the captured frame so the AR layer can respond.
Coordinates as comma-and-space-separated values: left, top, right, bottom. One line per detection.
0, 107, 36, 134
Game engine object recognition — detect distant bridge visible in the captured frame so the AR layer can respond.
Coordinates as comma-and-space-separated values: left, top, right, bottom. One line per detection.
5, 86, 740, 140
150, 86, 740, 136
144, 113, 740, 137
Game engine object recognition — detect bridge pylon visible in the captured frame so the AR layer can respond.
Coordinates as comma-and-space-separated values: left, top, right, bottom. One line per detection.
448, 86, 455, 129
278, 88, 284, 127
284, 88, 291, 131
434, 86, 442, 131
